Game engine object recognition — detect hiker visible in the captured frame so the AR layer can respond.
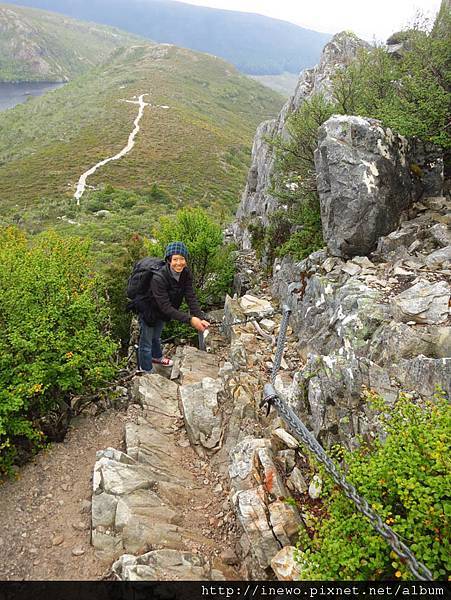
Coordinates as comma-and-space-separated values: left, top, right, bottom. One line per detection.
136, 241, 210, 373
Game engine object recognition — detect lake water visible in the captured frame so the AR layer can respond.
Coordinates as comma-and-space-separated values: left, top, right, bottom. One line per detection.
0, 82, 66, 112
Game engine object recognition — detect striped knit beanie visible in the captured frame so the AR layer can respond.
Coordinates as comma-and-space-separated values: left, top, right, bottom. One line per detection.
164, 241, 189, 260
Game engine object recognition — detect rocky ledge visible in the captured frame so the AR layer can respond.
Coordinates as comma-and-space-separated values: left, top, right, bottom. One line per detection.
272, 194, 450, 449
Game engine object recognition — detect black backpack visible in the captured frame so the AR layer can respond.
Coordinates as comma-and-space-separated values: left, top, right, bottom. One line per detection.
126, 257, 166, 303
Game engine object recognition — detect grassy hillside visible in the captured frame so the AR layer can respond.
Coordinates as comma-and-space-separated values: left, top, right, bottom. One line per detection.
0, 2, 145, 81
4, 0, 331, 75
0, 43, 283, 253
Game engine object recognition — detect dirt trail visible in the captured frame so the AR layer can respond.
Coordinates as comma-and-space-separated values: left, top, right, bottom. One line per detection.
0, 375, 240, 580
0, 409, 126, 580
73, 93, 169, 204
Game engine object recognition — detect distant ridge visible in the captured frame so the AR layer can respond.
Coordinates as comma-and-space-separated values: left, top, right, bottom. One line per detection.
0, 43, 284, 230
3, 0, 331, 75
0, 2, 144, 81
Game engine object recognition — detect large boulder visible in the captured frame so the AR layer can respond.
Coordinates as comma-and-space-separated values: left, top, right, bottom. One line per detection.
233, 32, 369, 248
315, 115, 414, 257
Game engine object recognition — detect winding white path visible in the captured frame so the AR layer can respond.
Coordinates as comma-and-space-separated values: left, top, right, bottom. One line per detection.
73, 93, 169, 204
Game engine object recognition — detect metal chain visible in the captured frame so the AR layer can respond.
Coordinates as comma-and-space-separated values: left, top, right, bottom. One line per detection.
261, 307, 433, 582
271, 304, 291, 385
208, 315, 266, 329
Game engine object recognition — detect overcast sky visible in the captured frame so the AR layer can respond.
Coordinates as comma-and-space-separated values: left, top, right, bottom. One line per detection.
178, 0, 442, 41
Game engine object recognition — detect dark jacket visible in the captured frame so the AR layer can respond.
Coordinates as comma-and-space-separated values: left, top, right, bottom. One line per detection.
137, 263, 205, 326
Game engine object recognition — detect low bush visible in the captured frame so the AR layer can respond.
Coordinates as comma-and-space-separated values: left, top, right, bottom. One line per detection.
296, 389, 450, 580
0, 227, 119, 476
103, 233, 146, 350
147, 207, 236, 340
257, 93, 334, 262
333, 19, 451, 152
147, 207, 235, 306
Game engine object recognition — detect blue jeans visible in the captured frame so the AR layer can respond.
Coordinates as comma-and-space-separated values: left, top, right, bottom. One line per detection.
138, 317, 164, 372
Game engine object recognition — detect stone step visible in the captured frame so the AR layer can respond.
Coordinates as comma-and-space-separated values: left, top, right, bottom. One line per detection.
92, 355, 237, 579
171, 344, 220, 384
92, 317, 305, 580
125, 421, 196, 486
112, 548, 231, 581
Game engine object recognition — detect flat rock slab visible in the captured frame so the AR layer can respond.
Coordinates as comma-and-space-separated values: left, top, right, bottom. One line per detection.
121, 519, 214, 555
391, 280, 450, 324
115, 490, 180, 529
239, 294, 274, 318
132, 374, 180, 412
125, 421, 194, 484
172, 345, 220, 385
180, 377, 223, 453
93, 458, 155, 496
132, 374, 181, 431
113, 549, 228, 581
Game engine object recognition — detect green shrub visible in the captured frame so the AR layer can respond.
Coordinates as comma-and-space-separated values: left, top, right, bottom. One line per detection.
248, 220, 266, 260
333, 19, 451, 151
271, 93, 336, 200
277, 196, 323, 261
296, 390, 450, 580
147, 207, 235, 340
0, 227, 119, 476
148, 182, 171, 203
148, 207, 235, 306
103, 233, 146, 349
259, 93, 334, 262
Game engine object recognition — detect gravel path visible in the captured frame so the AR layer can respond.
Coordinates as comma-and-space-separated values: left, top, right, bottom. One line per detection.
0, 409, 127, 580
73, 93, 169, 204
0, 377, 241, 580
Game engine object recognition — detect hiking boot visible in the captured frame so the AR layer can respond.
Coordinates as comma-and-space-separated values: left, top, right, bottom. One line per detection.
152, 357, 173, 367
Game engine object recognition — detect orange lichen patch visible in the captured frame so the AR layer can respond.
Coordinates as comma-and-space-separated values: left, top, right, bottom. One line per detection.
265, 468, 275, 494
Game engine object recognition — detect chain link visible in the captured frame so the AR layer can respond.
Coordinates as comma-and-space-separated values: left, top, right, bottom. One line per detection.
262, 307, 433, 582
271, 305, 291, 385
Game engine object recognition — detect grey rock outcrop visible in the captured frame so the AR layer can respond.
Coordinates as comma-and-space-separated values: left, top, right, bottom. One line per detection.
315, 115, 444, 258
315, 115, 413, 257
272, 195, 450, 448
233, 32, 369, 248
218, 292, 319, 577
229, 438, 303, 570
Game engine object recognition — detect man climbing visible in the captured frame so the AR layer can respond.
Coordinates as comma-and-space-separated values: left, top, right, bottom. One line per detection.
137, 241, 210, 373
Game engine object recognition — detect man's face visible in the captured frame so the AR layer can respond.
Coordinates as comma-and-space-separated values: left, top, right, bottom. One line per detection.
170, 254, 187, 273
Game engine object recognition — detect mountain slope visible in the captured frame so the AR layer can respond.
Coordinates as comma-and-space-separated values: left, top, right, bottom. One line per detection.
0, 43, 283, 241
0, 2, 145, 81
3, 0, 331, 75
